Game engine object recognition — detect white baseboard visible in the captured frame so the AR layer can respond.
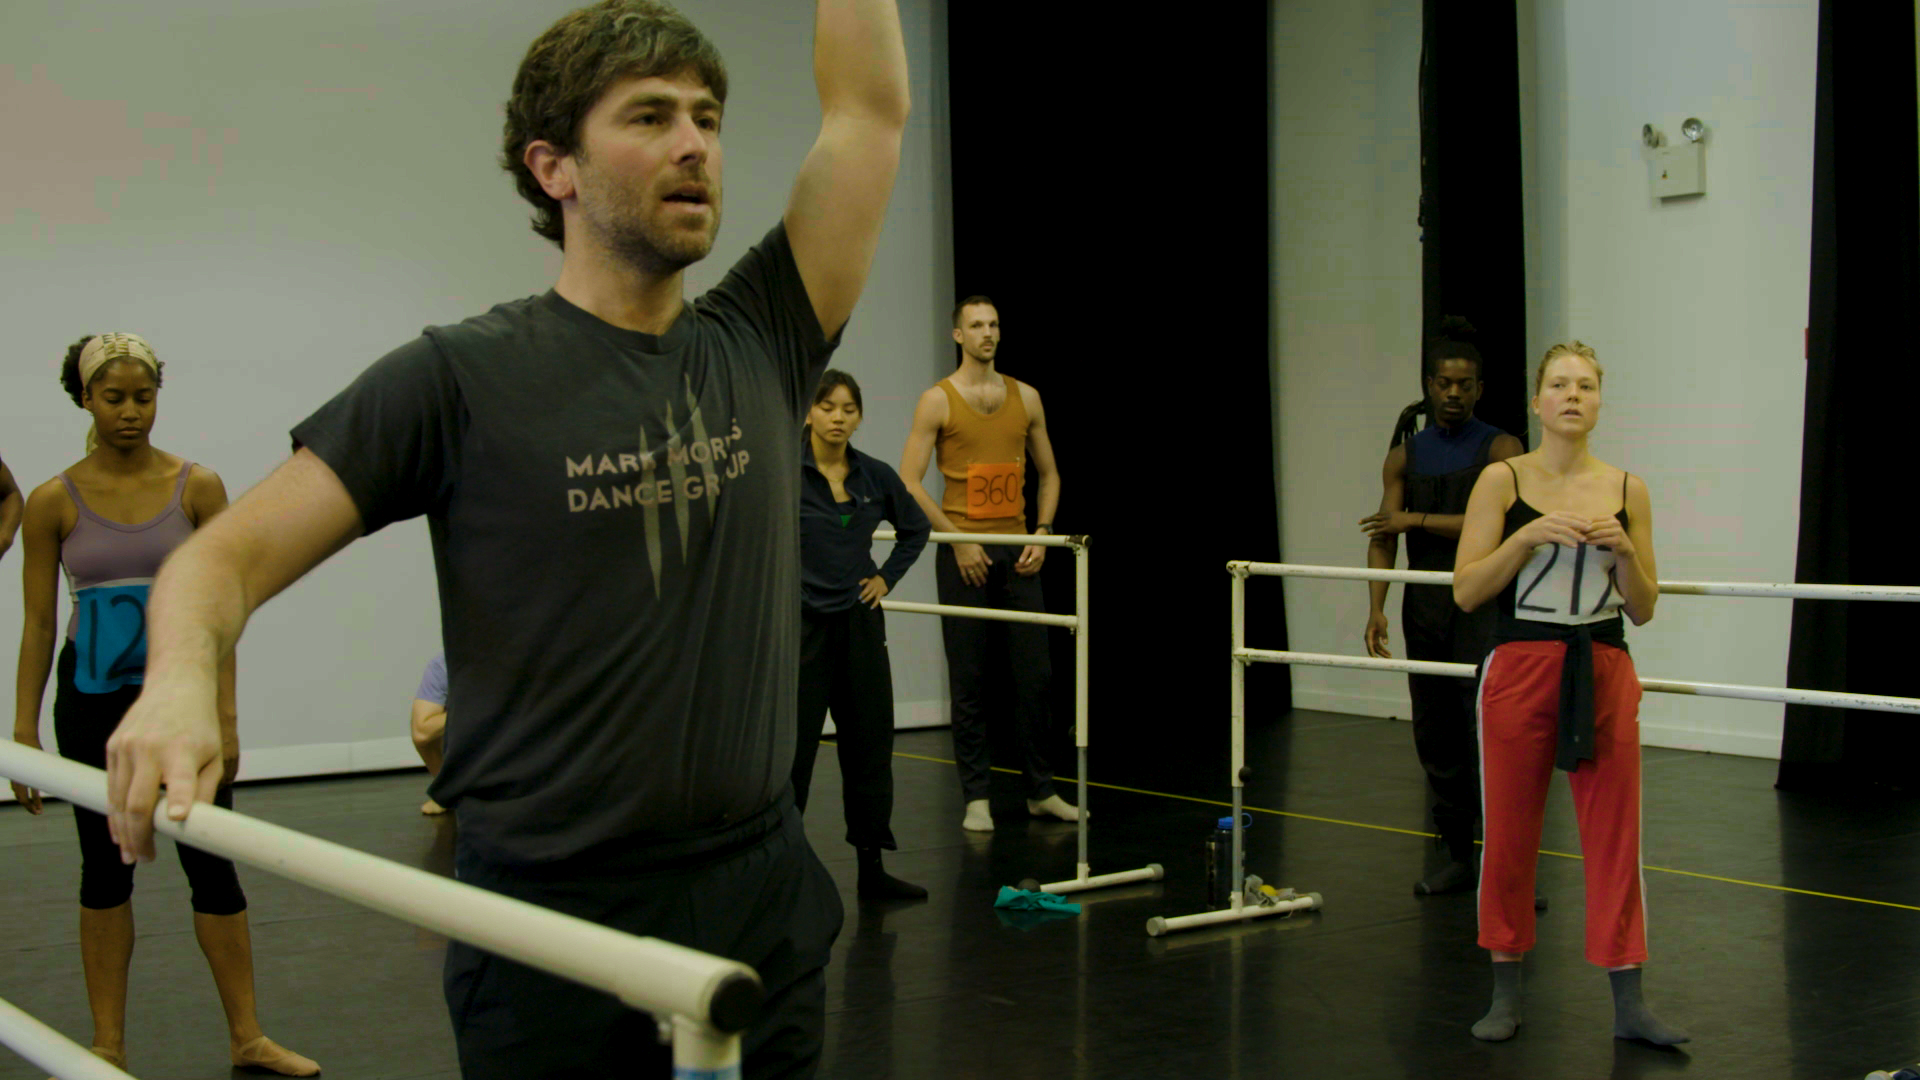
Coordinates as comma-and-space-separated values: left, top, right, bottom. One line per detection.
1639, 724, 1781, 760
1289, 687, 1411, 720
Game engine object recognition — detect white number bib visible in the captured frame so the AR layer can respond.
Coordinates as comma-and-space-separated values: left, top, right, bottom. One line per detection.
1513, 542, 1623, 625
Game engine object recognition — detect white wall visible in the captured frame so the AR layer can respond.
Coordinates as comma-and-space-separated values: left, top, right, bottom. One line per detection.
1523, 0, 1816, 757
1273, 0, 1819, 758
1, 0, 954, 787
1272, 0, 1425, 722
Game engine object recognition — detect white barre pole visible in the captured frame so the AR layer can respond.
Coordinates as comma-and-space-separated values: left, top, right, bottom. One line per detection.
878, 600, 1078, 629
0, 995, 137, 1080
873, 529, 1076, 548
1236, 649, 1920, 716
0, 744, 762, 1040
1227, 561, 1920, 602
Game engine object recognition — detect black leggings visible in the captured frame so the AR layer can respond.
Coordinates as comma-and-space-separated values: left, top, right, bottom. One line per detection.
52, 642, 246, 915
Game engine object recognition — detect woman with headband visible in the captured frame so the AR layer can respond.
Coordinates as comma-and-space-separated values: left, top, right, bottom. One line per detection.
1453, 341, 1687, 1046
10, 334, 319, 1075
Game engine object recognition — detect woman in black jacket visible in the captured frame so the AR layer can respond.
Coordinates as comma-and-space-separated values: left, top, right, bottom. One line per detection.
795, 370, 932, 899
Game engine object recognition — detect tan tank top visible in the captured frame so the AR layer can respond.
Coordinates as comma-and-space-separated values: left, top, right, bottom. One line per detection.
936, 374, 1029, 534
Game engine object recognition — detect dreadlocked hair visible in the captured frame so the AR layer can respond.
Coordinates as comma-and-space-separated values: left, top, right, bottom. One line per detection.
1388, 315, 1482, 449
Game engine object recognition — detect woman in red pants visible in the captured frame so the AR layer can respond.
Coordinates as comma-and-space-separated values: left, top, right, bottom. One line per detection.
1453, 341, 1688, 1045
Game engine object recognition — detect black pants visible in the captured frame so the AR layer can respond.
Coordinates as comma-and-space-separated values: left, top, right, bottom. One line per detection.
1402, 583, 1492, 862
442, 795, 843, 1080
793, 603, 898, 850
52, 642, 245, 914
934, 543, 1054, 802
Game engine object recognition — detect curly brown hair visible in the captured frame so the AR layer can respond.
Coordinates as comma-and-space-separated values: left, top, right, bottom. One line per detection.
500, 0, 729, 249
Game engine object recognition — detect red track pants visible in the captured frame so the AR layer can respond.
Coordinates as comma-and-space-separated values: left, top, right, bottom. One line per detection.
1476, 640, 1648, 967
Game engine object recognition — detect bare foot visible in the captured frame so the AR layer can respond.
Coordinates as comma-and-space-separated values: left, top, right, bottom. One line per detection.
421, 797, 446, 815
232, 1035, 321, 1076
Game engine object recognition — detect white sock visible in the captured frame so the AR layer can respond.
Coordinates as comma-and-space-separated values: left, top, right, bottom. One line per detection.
962, 799, 994, 832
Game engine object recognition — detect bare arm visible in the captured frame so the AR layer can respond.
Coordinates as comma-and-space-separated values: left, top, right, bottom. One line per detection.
899, 387, 961, 532
106, 448, 364, 859
900, 387, 990, 585
13, 483, 66, 748
1589, 475, 1659, 625
1366, 446, 1406, 616
783, 0, 910, 341
0, 461, 21, 563
1023, 383, 1060, 529
410, 700, 447, 774
184, 466, 243, 785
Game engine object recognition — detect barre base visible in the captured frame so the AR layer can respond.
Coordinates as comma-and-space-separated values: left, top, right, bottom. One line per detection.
1146, 892, 1323, 937
1038, 863, 1165, 895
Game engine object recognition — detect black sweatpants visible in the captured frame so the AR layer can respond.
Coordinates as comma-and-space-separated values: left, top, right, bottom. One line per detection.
934, 543, 1054, 802
1401, 583, 1491, 862
442, 794, 843, 1080
52, 641, 245, 915
793, 602, 899, 850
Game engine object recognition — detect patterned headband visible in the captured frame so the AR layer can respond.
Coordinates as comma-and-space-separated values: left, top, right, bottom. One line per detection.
78, 332, 160, 391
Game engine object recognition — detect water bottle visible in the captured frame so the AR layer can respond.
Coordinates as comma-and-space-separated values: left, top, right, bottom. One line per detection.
1205, 814, 1251, 909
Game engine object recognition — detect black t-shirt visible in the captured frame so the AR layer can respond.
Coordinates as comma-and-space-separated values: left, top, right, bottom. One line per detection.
292, 223, 837, 866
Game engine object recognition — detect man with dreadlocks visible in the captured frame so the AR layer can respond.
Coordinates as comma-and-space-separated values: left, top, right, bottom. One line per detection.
1359, 318, 1523, 896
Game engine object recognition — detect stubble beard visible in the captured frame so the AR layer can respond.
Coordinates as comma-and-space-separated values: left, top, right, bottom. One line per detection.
578, 164, 721, 276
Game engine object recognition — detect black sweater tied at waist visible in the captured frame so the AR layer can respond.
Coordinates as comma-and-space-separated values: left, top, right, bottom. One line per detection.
1489, 613, 1628, 772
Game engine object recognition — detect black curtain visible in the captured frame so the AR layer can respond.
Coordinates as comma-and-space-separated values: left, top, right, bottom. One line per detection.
1777, 0, 1920, 792
946, 3, 1286, 780
1419, 0, 1527, 440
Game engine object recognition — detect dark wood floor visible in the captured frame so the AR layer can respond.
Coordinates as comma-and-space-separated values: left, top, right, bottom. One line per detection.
4, 711, 1917, 1079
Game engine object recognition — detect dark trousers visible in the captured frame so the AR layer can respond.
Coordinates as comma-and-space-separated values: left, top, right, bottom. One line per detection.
1402, 584, 1491, 862
442, 796, 843, 1080
52, 641, 245, 914
793, 603, 899, 850
935, 543, 1054, 802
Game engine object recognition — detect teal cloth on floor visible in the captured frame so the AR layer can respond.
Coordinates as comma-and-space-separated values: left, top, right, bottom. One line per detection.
993, 886, 1081, 914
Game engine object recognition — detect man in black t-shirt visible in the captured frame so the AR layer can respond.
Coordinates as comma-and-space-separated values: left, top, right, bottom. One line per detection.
101, 2, 910, 1076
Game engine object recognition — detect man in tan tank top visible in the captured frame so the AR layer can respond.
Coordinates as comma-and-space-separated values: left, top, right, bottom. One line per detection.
900, 296, 1078, 832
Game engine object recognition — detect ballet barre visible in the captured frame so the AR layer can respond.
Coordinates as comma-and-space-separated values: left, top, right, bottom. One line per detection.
870, 529, 1163, 896
0, 995, 136, 1079
1238, 562, 1920, 604
1147, 558, 1920, 938
1232, 562, 1920, 716
0, 743, 763, 1078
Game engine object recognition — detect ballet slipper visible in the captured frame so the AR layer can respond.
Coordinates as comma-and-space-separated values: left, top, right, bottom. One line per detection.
231, 1035, 321, 1076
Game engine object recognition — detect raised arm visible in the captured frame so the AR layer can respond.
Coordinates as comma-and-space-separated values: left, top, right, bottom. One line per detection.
106, 448, 364, 860
783, 0, 910, 341
0, 461, 22, 563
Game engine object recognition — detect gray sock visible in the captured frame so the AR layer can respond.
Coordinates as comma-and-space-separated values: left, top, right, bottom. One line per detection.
1609, 968, 1690, 1045
1471, 961, 1523, 1041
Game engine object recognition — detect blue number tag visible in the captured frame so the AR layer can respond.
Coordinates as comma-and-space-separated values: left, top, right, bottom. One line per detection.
73, 582, 152, 694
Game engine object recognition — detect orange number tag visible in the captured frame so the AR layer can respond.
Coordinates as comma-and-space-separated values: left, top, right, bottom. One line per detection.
965, 462, 1022, 520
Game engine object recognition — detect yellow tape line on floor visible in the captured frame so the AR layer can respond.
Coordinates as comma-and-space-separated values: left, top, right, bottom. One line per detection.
879, 748, 1920, 913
